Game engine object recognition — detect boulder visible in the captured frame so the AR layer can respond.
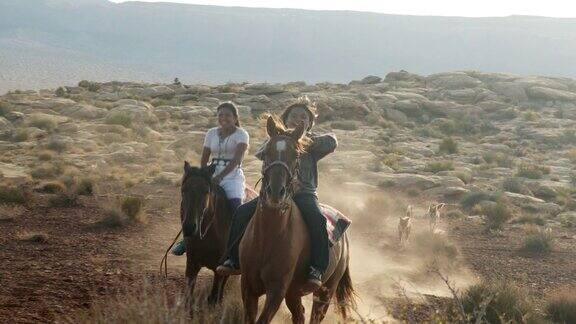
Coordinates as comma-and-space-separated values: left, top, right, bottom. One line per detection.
58, 104, 107, 120
526, 86, 576, 102
426, 72, 482, 89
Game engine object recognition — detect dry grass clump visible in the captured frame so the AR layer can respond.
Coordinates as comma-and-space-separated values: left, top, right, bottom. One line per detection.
75, 177, 96, 196
515, 163, 551, 180
438, 137, 458, 154
460, 280, 538, 324
545, 287, 576, 324
0, 185, 28, 204
37, 150, 55, 161
65, 279, 244, 324
424, 160, 454, 173
521, 226, 554, 255
27, 113, 57, 131
481, 201, 513, 231
92, 207, 126, 229
121, 196, 145, 222
35, 181, 67, 194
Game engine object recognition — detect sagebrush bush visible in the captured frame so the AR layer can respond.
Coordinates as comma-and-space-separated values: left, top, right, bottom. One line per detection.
515, 163, 551, 179
482, 152, 513, 168
502, 177, 532, 195
438, 137, 458, 154
105, 111, 133, 128
121, 196, 145, 222
28, 114, 57, 131
424, 160, 454, 173
46, 137, 68, 153
75, 178, 95, 196
37, 150, 55, 161
12, 128, 30, 142
483, 200, 513, 231
0, 185, 27, 204
55, 87, 68, 97
521, 227, 554, 254
461, 280, 537, 324
460, 191, 498, 210
36, 181, 67, 194
546, 287, 576, 324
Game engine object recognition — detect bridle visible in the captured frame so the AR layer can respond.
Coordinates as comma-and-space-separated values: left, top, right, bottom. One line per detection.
182, 174, 217, 240
259, 135, 301, 210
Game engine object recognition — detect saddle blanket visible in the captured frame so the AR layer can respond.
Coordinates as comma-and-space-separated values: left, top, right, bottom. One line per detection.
243, 187, 351, 244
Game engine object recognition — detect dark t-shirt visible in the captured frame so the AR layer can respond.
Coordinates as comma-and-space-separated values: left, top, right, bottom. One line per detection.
255, 133, 338, 196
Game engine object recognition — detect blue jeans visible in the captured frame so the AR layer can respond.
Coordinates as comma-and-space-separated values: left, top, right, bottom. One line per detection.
225, 193, 329, 274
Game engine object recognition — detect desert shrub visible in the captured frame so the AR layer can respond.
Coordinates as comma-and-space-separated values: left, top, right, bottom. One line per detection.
558, 129, 576, 145
502, 177, 532, 195
105, 111, 133, 128
11, 128, 30, 142
461, 280, 536, 324
521, 227, 554, 254
546, 287, 576, 324
55, 87, 68, 97
331, 120, 358, 130
482, 152, 514, 168
454, 171, 472, 184
66, 279, 243, 324
460, 191, 498, 210
435, 119, 457, 135
46, 137, 68, 153
36, 181, 67, 194
78, 80, 101, 92
92, 207, 126, 229
28, 114, 57, 131
482, 200, 513, 231
522, 110, 540, 121
438, 137, 458, 154
415, 126, 444, 138
512, 215, 545, 226
558, 213, 576, 228
31, 163, 64, 179
0, 100, 13, 117
0, 185, 27, 204
75, 178, 95, 196
37, 150, 55, 161
382, 153, 401, 171
515, 163, 551, 179
49, 192, 79, 207
424, 160, 454, 173
121, 196, 145, 222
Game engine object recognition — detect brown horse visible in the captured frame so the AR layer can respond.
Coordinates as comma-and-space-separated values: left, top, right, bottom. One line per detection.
180, 161, 234, 305
239, 117, 355, 324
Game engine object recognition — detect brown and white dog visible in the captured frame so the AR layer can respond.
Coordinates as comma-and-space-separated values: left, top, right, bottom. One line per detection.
427, 203, 446, 231
398, 205, 413, 246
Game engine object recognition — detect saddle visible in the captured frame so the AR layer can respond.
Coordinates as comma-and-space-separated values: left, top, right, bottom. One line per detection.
243, 187, 351, 244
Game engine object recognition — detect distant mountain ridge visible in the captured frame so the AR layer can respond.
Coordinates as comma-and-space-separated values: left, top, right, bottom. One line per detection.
1, 0, 575, 93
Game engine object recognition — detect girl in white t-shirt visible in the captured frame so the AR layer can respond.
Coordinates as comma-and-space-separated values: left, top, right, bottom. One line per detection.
173, 102, 249, 256
201, 102, 249, 209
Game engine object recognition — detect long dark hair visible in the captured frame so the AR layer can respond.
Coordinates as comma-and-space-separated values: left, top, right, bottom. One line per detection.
217, 102, 240, 127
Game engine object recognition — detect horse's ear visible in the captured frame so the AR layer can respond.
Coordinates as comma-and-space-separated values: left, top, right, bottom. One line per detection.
437, 203, 446, 210
267, 116, 279, 137
184, 161, 192, 173
291, 123, 305, 141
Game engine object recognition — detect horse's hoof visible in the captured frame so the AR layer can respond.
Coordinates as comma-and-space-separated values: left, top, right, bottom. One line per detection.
216, 265, 241, 276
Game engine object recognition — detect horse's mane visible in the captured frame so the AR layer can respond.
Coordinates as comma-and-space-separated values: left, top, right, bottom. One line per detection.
268, 115, 311, 154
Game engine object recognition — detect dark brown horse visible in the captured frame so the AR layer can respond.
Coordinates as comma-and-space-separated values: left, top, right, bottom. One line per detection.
179, 161, 234, 305
239, 117, 355, 324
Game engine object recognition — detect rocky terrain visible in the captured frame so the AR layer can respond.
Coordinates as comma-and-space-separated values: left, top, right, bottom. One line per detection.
1, 70, 576, 322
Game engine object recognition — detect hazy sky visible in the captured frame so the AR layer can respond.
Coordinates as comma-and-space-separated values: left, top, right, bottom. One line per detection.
109, 0, 576, 18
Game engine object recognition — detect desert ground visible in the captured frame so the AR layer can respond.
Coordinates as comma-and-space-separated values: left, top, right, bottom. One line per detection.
1, 71, 575, 323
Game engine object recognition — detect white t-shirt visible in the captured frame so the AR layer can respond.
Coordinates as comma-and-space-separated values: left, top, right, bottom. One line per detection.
203, 127, 249, 179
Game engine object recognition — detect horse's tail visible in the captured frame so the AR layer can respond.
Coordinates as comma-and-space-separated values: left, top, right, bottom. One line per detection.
335, 264, 357, 319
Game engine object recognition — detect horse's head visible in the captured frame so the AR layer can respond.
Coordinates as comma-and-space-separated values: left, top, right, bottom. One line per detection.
180, 161, 216, 237
261, 116, 308, 208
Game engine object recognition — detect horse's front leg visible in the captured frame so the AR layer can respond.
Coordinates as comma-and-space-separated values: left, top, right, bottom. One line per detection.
184, 238, 201, 312
241, 279, 259, 324
256, 287, 287, 324
207, 271, 229, 305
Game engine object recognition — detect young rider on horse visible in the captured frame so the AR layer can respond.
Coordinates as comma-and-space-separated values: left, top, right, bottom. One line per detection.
172, 102, 249, 255
217, 97, 337, 292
